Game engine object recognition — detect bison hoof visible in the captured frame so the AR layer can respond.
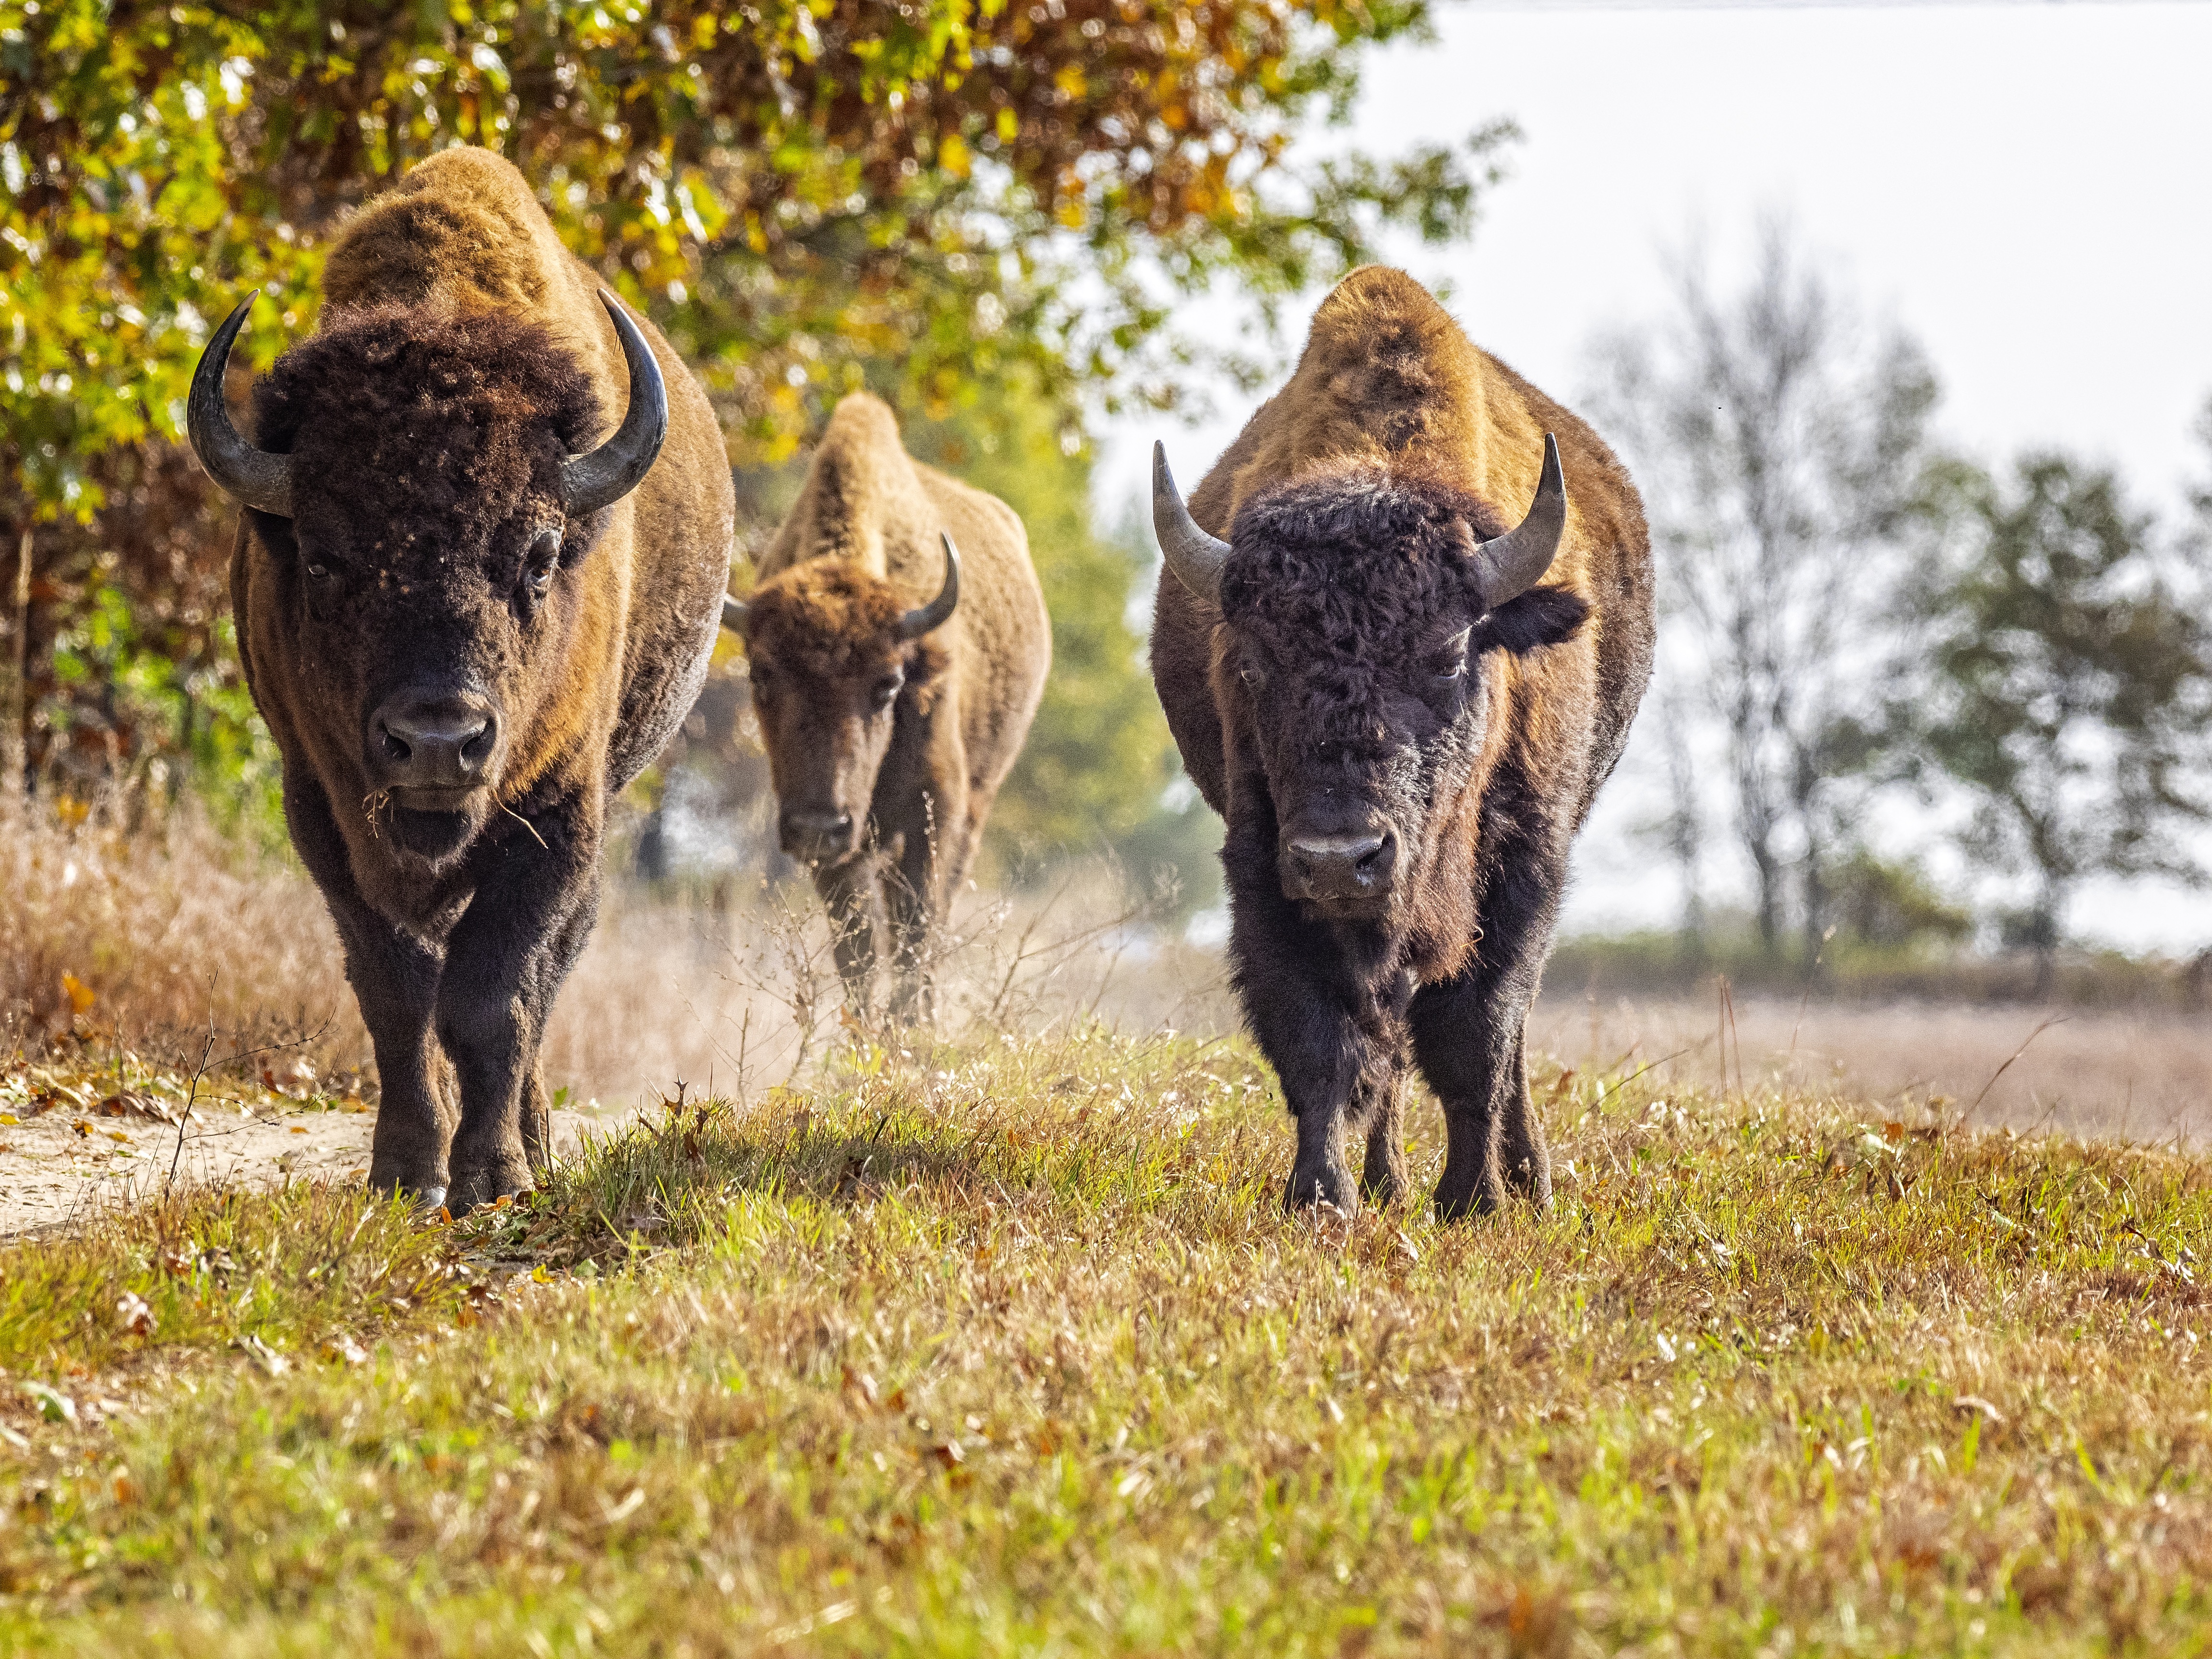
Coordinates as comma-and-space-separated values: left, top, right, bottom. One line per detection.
370, 1168, 449, 1210
446, 1160, 533, 1216
1285, 1161, 1358, 1218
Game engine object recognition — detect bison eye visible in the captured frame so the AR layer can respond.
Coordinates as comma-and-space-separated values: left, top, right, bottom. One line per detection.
1239, 662, 1265, 688
1431, 627, 1472, 683
305, 562, 330, 582
870, 674, 904, 710
523, 529, 562, 597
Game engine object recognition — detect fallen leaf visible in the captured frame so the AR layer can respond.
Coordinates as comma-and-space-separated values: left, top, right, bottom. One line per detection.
71, 1120, 93, 1138
601, 1487, 646, 1524
61, 973, 96, 1014
22, 1382, 76, 1424
235, 1335, 290, 1378
116, 1293, 155, 1337
288, 1126, 309, 1136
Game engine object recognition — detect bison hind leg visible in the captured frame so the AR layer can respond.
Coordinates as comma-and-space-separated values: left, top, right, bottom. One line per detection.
521, 1062, 554, 1176
1354, 1065, 1412, 1210
1496, 1027, 1552, 1208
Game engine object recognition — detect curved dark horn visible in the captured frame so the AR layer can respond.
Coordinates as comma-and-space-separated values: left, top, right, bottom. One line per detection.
1472, 433, 1568, 610
897, 533, 961, 640
721, 593, 748, 632
562, 291, 669, 516
187, 296, 294, 517
1152, 441, 1230, 604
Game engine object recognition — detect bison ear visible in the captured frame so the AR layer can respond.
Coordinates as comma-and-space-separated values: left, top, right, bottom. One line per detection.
1468, 433, 1566, 612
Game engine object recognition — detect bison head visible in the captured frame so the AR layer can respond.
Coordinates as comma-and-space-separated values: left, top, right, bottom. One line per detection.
726, 538, 959, 865
188, 292, 665, 867
1155, 439, 1571, 922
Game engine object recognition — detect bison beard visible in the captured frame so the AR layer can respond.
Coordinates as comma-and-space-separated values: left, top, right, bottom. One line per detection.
191, 148, 734, 1211
1148, 266, 1654, 1223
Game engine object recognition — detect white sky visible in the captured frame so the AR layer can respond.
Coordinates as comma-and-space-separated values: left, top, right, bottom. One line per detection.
1096, 0, 2212, 953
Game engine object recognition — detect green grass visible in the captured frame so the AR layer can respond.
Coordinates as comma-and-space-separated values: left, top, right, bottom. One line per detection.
0, 1025, 2207, 1655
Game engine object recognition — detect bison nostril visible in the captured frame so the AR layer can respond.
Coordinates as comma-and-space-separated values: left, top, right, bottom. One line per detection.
780, 808, 855, 849
1284, 827, 1396, 899
369, 696, 497, 788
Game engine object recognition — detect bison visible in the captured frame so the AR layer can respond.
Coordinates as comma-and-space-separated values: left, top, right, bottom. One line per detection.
188, 147, 734, 1211
725, 394, 1050, 1021
1149, 267, 1654, 1220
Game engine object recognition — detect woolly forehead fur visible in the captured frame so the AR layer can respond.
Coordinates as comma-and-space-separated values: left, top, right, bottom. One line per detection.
251, 304, 602, 570
743, 561, 930, 680
1219, 463, 1508, 668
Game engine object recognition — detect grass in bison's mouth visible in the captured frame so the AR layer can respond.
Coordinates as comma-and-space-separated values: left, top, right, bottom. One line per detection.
0, 1023, 2205, 1654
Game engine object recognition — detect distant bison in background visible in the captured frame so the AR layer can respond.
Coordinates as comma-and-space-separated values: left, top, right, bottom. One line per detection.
190, 147, 734, 1211
1150, 266, 1655, 1220
726, 393, 1050, 1022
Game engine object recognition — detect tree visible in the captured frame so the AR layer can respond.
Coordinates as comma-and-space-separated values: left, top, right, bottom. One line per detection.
1, 0, 1510, 796
1588, 221, 1938, 962
1903, 454, 2212, 989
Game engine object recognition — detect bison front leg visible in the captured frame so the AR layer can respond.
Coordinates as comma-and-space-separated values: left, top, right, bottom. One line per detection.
437, 807, 602, 1211
884, 792, 967, 1027
1226, 883, 1376, 1219
1410, 975, 1551, 1222
810, 858, 880, 1016
281, 775, 454, 1204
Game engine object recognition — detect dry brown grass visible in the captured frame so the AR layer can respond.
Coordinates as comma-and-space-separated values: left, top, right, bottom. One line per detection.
12, 787, 2212, 1151
0, 790, 359, 1069
1, 792, 1232, 1106
1532, 991, 2212, 1146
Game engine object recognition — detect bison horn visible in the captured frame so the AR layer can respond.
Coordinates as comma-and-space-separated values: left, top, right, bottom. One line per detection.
897, 533, 962, 640
187, 295, 295, 517
562, 291, 670, 517
1152, 441, 1231, 604
721, 593, 748, 632
1472, 433, 1568, 611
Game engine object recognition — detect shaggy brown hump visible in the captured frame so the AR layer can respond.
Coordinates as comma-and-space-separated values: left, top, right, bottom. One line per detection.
250, 305, 602, 555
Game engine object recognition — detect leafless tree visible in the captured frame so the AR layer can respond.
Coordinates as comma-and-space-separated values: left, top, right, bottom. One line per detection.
1588, 218, 1938, 962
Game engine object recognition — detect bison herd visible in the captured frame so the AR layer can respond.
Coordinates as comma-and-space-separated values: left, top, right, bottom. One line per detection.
188, 149, 1653, 1223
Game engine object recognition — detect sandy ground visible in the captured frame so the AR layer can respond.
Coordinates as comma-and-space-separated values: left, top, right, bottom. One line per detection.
0, 1083, 631, 1238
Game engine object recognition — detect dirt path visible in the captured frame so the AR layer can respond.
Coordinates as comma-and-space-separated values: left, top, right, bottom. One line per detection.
0, 1062, 636, 1237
